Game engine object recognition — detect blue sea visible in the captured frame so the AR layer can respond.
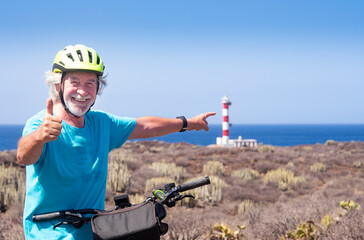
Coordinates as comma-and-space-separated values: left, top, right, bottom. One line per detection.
1, 124, 364, 151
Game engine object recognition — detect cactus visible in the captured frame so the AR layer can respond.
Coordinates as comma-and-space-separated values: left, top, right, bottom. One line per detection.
321, 214, 335, 229
285, 221, 317, 240
211, 223, 245, 240
107, 159, 131, 193
0, 163, 25, 211
264, 168, 305, 191
180, 175, 227, 207
310, 162, 326, 172
147, 162, 187, 181
145, 177, 174, 192
232, 168, 259, 181
238, 200, 260, 214
203, 160, 224, 176
340, 200, 360, 211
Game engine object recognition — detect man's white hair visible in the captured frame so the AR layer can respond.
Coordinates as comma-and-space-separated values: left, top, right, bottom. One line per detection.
45, 71, 107, 102
45, 71, 62, 103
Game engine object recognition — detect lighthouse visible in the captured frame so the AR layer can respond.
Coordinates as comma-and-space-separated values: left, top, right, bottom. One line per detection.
216, 95, 258, 147
221, 95, 231, 144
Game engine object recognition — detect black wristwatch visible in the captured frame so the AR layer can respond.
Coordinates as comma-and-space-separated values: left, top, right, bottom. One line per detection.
176, 116, 188, 132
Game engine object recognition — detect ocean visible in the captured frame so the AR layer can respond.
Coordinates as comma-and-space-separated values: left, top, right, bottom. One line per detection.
1, 124, 364, 151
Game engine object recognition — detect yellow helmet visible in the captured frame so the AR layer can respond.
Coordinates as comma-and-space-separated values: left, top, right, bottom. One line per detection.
52, 44, 104, 76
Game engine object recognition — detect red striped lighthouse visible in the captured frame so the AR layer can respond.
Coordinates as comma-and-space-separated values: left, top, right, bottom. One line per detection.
221, 95, 231, 144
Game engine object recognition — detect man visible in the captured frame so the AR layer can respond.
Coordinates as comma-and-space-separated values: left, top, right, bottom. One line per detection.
17, 44, 215, 239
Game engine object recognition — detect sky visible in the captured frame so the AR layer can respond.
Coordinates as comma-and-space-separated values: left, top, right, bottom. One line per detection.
0, 0, 363, 124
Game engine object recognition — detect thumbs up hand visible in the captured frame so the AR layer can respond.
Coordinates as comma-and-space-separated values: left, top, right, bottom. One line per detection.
38, 98, 63, 143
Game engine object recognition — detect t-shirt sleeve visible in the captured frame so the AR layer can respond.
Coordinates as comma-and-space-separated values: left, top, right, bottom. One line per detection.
104, 113, 136, 151
23, 110, 45, 136
22, 110, 47, 165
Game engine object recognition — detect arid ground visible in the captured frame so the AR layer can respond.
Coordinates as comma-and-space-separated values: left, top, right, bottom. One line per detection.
1, 140, 363, 239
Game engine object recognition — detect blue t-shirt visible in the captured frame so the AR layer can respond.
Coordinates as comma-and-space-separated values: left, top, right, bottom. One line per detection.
22, 110, 136, 240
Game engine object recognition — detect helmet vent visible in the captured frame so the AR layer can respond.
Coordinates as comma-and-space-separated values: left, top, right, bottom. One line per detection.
67, 53, 75, 62
77, 50, 83, 62
59, 61, 65, 66
88, 51, 93, 63
97, 56, 100, 65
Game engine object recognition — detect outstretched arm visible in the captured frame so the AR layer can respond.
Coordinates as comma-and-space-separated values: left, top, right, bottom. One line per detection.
128, 112, 216, 139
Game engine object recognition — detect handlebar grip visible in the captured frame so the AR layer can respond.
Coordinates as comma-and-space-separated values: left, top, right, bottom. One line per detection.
33, 211, 64, 222
178, 177, 211, 192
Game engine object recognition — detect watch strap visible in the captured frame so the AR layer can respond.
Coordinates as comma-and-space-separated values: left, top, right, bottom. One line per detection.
176, 116, 188, 132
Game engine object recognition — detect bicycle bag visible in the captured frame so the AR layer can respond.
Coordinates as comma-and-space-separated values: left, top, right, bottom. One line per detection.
91, 201, 162, 240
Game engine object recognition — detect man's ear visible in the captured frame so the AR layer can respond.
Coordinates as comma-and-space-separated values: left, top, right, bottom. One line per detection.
55, 83, 60, 92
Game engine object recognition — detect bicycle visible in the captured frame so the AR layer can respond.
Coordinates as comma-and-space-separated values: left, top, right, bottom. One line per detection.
33, 176, 211, 240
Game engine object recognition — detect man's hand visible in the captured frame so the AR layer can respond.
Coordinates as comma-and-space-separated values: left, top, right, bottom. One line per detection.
37, 98, 63, 143
187, 112, 216, 131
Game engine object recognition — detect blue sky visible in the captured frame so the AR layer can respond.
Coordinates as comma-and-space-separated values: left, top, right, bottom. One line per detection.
1, 0, 363, 124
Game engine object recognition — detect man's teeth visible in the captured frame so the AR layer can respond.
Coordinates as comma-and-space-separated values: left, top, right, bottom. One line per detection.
73, 96, 89, 102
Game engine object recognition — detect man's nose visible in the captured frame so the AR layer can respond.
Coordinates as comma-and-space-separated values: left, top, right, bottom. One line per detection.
76, 86, 88, 96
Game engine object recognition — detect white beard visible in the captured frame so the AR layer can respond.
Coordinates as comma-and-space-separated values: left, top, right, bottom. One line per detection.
65, 94, 93, 117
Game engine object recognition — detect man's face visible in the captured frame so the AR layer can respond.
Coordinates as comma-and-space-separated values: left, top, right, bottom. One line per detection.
61, 72, 98, 117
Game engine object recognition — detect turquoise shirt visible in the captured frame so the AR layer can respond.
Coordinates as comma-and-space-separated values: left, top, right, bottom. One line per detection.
22, 110, 136, 240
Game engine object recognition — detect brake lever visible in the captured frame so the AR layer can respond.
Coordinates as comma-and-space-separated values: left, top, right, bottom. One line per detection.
176, 194, 195, 201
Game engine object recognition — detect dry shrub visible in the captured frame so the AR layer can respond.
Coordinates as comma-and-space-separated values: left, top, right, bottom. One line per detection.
203, 160, 224, 176
124, 160, 143, 171
223, 181, 281, 204
128, 168, 162, 194
165, 208, 210, 240
146, 162, 187, 182
325, 139, 336, 146
0, 150, 17, 164
318, 208, 364, 239
257, 145, 275, 153
0, 216, 24, 240
145, 177, 175, 193
238, 200, 261, 214
255, 161, 277, 174
353, 160, 361, 168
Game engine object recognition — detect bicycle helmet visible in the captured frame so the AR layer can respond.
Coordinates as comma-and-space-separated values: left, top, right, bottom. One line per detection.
52, 44, 104, 76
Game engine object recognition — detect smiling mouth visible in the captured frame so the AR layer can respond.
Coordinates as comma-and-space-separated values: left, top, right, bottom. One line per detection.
72, 97, 89, 102
71, 95, 91, 103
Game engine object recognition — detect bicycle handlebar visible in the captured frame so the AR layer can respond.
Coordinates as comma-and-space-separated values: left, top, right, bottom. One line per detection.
33, 209, 102, 222
33, 212, 65, 222
177, 176, 210, 192
32, 177, 211, 225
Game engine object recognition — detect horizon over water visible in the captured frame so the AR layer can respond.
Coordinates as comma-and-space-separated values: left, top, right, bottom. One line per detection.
1, 123, 364, 151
